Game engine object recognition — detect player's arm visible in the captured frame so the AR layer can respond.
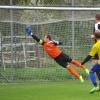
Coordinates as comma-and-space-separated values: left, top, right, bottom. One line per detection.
31, 34, 44, 45
81, 45, 97, 65
81, 55, 92, 65
25, 27, 44, 45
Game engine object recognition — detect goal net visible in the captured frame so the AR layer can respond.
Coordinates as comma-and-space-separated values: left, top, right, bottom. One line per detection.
0, 6, 99, 82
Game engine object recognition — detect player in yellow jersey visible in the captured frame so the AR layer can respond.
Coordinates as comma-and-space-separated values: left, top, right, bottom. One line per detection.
81, 31, 100, 93
91, 14, 100, 90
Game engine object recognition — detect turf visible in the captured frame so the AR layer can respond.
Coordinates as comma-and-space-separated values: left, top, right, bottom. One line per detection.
0, 80, 100, 100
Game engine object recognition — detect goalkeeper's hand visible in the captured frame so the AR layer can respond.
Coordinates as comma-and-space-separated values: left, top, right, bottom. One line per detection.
25, 27, 33, 36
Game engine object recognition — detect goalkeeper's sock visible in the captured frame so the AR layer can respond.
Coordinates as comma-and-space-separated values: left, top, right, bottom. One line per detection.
66, 65, 81, 79
71, 59, 81, 67
71, 59, 89, 74
71, 59, 84, 69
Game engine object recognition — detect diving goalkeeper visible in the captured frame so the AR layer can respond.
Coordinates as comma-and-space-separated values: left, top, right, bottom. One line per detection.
25, 27, 89, 83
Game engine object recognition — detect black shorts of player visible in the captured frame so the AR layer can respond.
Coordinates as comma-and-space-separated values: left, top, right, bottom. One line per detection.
54, 52, 72, 68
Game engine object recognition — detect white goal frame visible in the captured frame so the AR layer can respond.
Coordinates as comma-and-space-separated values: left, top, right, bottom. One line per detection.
0, 6, 100, 11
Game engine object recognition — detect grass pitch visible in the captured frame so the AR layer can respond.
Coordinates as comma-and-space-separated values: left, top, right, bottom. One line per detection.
0, 80, 100, 100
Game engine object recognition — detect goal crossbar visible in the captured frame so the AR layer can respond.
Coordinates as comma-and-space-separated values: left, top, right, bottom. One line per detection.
0, 6, 100, 11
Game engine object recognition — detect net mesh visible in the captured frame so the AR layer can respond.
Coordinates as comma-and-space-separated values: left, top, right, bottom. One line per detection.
0, 7, 99, 82
0, 0, 100, 7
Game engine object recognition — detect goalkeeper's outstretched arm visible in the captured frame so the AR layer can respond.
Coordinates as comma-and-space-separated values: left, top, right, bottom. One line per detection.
25, 27, 44, 45
31, 34, 44, 45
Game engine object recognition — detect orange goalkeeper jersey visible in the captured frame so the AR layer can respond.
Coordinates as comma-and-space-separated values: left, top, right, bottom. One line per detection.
42, 41, 61, 59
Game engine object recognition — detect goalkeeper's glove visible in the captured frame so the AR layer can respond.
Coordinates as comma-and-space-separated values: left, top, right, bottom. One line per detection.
25, 27, 33, 36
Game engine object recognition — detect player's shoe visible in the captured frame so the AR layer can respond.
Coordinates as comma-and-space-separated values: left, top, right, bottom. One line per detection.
79, 76, 84, 83
89, 86, 100, 94
84, 68, 89, 75
81, 65, 89, 75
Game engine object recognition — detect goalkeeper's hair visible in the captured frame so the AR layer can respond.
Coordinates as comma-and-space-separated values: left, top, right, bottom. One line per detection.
95, 14, 100, 20
94, 31, 100, 38
45, 34, 52, 40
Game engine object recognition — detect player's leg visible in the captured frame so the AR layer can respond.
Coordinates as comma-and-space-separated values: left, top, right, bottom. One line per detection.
66, 65, 84, 83
71, 59, 89, 74
91, 59, 100, 92
96, 71, 100, 91
96, 71, 100, 80
60, 53, 89, 74
89, 71, 99, 94
54, 53, 84, 83
89, 63, 100, 93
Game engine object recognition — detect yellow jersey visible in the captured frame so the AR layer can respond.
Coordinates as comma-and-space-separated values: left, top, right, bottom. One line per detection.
89, 40, 100, 64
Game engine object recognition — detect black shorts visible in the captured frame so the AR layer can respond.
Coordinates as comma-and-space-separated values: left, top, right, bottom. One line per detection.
54, 52, 72, 68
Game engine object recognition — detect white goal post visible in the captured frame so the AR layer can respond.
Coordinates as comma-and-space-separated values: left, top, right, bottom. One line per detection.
0, 6, 100, 11
0, 6, 99, 24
